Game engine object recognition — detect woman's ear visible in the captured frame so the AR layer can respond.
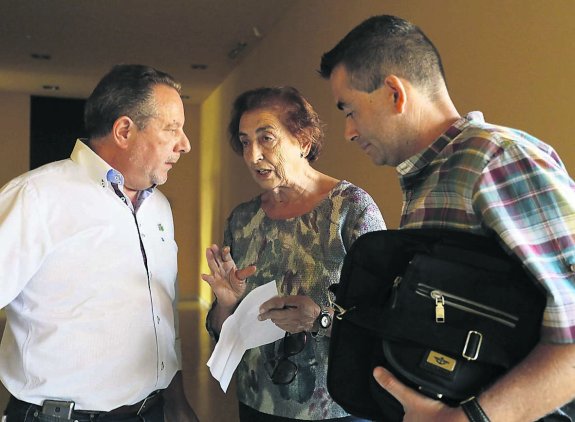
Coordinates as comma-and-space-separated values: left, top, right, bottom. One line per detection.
302, 142, 312, 158
299, 132, 313, 158
112, 116, 135, 149
384, 75, 408, 113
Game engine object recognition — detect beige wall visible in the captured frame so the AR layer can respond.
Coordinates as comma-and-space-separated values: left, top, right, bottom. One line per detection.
2, 0, 575, 303
0, 92, 29, 188
161, 103, 201, 300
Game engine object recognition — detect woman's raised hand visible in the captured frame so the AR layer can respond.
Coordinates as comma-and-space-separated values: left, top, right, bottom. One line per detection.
201, 245, 256, 309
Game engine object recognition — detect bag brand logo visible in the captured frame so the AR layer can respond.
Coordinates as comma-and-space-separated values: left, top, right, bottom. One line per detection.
427, 350, 457, 372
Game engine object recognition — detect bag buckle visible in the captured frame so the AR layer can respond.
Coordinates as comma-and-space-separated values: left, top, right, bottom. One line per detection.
328, 290, 356, 320
462, 330, 482, 361
331, 301, 355, 320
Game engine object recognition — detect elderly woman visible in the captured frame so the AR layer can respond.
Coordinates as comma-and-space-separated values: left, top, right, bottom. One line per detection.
202, 86, 385, 421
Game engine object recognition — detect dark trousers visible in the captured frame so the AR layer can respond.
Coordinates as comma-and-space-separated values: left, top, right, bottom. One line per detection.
3, 395, 164, 422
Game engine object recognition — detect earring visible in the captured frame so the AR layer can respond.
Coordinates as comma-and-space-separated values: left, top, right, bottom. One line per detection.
300, 152, 304, 158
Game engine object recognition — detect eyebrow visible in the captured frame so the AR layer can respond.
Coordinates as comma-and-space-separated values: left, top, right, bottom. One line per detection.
238, 125, 275, 137
164, 120, 182, 129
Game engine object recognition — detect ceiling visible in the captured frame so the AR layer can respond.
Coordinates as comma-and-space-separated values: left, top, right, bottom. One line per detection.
0, 0, 295, 104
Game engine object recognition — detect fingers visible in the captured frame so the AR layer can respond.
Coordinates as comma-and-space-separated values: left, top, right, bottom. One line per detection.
258, 298, 296, 326
373, 367, 403, 396
205, 244, 220, 259
259, 296, 290, 314
204, 245, 223, 274
235, 265, 256, 281
258, 295, 319, 333
373, 366, 422, 409
221, 246, 232, 262
373, 366, 442, 419
258, 304, 302, 333
204, 245, 234, 274
202, 244, 254, 310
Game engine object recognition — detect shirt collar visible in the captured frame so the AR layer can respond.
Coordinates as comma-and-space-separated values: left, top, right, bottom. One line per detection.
396, 111, 485, 177
70, 139, 155, 199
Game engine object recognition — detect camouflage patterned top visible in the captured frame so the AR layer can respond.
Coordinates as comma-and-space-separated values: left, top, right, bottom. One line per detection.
221, 180, 385, 419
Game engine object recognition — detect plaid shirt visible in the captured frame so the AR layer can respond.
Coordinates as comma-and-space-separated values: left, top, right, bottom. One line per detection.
398, 111, 575, 343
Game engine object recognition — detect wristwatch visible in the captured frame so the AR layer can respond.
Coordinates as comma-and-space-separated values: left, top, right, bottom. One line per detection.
319, 309, 332, 330
312, 308, 332, 338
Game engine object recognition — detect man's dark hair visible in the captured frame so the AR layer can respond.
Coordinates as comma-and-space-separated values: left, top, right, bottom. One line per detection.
319, 15, 446, 97
228, 86, 324, 162
84, 64, 181, 139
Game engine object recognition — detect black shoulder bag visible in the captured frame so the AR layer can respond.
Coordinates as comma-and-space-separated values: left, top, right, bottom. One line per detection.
327, 229, 545, 421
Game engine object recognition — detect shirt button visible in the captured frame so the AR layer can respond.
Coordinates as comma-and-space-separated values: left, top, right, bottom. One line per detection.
161, 362, 165, 371
157, 316, 160, 324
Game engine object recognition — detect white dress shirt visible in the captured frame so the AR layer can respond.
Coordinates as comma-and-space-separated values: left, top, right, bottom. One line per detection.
0, 140, 180, 410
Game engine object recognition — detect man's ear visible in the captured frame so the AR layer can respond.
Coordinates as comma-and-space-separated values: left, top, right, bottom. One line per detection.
112, 116, 135, 149
384, 75, 407, 113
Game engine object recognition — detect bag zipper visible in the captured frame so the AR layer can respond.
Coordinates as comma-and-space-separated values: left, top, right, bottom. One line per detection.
390, 276, 402, 309
415, 283, 519, 328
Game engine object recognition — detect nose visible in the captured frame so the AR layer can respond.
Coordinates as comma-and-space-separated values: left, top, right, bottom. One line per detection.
178, 131, 191, 154
344, 119, 359, 143
243, 142, 263, 164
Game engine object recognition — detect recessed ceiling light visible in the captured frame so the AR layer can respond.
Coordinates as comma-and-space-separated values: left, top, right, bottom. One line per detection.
191, 64, 207, 70
31, 53, 51, 60
42, 85, 60, 91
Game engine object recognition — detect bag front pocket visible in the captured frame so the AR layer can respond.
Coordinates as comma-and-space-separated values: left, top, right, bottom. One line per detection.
415, 283, 519, 328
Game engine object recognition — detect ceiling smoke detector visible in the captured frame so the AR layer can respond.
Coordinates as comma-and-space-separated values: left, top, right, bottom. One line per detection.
227, 42, 247, 60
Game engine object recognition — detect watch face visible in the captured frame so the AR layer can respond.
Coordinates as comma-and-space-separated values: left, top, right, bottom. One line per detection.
320, 313, 332, 329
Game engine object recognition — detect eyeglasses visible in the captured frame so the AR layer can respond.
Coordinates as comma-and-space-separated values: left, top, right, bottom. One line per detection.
265, 331, 307, 385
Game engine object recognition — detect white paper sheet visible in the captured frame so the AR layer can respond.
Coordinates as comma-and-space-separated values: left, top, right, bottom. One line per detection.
207, 280, 285, 392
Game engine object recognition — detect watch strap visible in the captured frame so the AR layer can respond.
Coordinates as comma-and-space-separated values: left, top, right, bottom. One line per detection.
461, 397, 490, 422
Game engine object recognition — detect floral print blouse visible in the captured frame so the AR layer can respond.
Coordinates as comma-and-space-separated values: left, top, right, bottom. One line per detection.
212, 180, 385, 419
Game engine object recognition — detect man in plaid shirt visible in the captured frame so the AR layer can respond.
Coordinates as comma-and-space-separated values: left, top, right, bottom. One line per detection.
320, 14, 575, 422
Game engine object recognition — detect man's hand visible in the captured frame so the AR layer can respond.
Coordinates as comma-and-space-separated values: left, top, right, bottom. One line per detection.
372, 367, 466, 422
375, 342, 575, 422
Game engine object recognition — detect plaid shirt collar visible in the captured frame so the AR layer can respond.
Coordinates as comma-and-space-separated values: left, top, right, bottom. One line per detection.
396, 111, 485, 178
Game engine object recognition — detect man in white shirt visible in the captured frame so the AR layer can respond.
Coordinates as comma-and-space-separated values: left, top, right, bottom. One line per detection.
0, 64, 199, 422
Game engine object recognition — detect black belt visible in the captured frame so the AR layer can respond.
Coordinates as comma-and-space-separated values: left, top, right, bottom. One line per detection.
79, 390, 163, 416
9, 390, 163, 419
